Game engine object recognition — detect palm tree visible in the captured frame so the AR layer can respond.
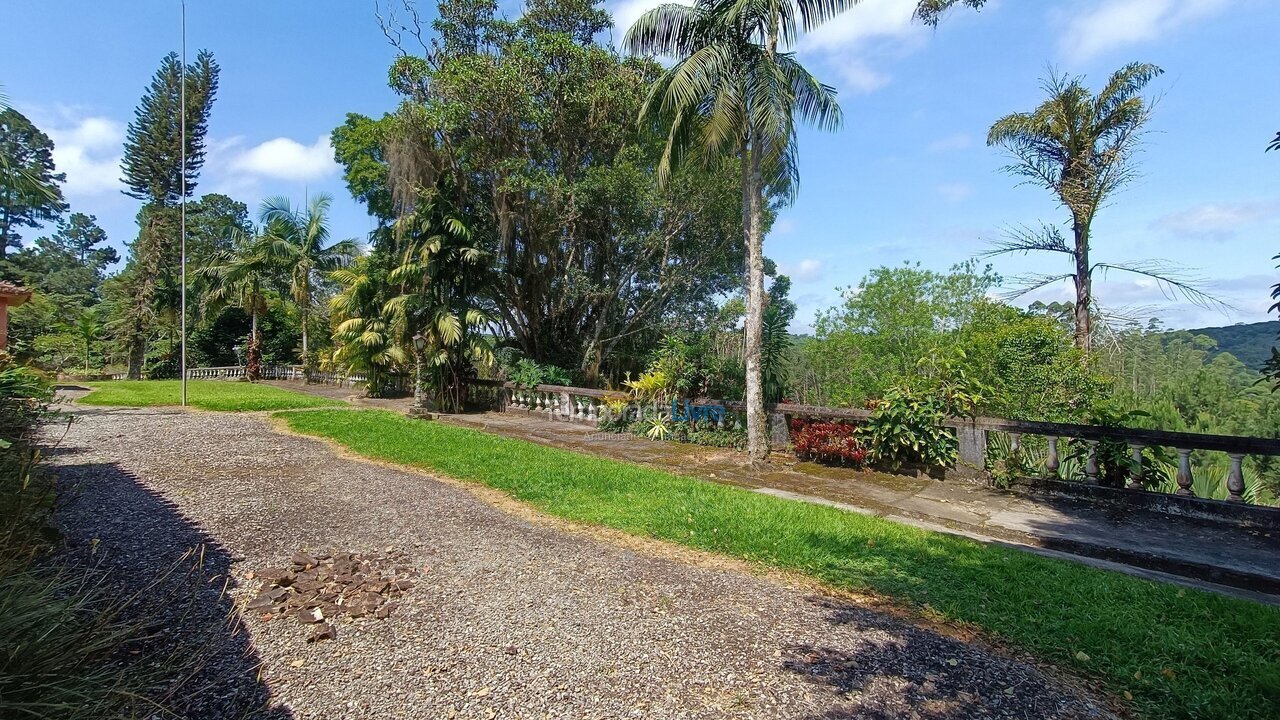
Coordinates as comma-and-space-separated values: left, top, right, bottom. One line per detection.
258, 194, 359, 361
385, 184, 494, 413
330, 256, 406, 398
65, 309, 101, 375
625, 0, 845, 462
986, 63, 1221, 351
198, 228, 273, 380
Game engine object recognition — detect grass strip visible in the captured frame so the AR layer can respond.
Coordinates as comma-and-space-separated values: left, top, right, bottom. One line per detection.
276, 407, 1280, 720
79, 380, 341, 412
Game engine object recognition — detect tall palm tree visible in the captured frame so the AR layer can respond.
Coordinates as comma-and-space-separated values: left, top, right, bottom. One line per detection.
198, 228, 273, 380
386, 184, 494, 413
986, 63, 1220, 351
258, 193, 359, 361
625, 0, 844, 462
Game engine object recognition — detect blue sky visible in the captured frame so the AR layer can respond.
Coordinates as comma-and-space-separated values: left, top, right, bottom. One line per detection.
3, 0, 1277, 332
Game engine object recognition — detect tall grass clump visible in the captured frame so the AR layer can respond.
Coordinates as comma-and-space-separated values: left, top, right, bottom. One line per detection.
0, 354, 187, 718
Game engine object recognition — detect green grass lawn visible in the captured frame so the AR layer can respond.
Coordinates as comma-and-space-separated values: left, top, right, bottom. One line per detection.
277, 407, 1280, 720
78, 380, 341, 412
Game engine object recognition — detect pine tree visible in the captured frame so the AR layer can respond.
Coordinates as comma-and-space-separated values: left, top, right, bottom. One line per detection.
116, 50, 219, 378
121, 50, 219, 205
0, 108, 67, 259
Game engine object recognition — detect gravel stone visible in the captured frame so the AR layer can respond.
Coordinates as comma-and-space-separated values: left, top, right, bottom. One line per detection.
49, 402, 1116, 719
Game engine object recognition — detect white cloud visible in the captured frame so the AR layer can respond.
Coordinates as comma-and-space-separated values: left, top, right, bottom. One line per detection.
608, 0, 684, 39
802, 0, 921, 52
780, 258, 825, 283
1153, 198, 1280, 240
227, 135, 338, 182
37, 113, 125, 197
799, 0, 927, 94
610, 0, 928, 94
937, 182, 973, 202
1060, 0, 1229, 62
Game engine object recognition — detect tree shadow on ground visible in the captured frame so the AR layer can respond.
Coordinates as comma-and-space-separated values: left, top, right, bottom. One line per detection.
781, 596, 1109, 720
52, 461, 292, 719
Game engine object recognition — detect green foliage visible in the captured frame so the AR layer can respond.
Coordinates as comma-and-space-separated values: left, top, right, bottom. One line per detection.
259, 193, 359, 359
859, 353, 982, 470
331, 113, 394, 222
679, 424, 747, 450
384, 178, 494, 411
499, 354, 573, 389
0, 107, 67, 256
341, 0, 752, 377
761, 303, 791, 403
121, 50, 219, 205
957, 301, 1110, 421
623, 369, 670, 403
804, 262, 999, 407
862, 387, 960, 470
280, 407, 1280, 720
1181, 320, 1278, 371
330, 255, 406, 397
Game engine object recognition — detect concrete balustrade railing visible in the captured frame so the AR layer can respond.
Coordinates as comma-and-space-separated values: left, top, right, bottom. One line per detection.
466, 379, 1280, 508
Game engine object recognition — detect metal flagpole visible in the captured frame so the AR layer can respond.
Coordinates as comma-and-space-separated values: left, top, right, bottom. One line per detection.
180, 0, 188, 406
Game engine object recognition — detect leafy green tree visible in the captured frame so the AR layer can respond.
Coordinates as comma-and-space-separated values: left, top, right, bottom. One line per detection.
351, 0, 751, 383
258, 194, 358, 360
332, 113, 394, 222
0, 107, 66, 259
806, 263, 998, 406
386, 181, 493, 412
1, 213, 116, 308
187, 193, 250, 265
116, 50, 219, 378
66, 308, 102, 374
985, 63, 1217, 351
625, 0, 845, 461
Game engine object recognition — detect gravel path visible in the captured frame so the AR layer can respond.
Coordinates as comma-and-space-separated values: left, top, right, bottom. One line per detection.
49, 401, 1115, 720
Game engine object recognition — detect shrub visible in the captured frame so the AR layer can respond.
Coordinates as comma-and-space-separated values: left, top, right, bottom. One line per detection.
790, 418, 867, 466
506, 358, 572, 388
860, 387, 959, 470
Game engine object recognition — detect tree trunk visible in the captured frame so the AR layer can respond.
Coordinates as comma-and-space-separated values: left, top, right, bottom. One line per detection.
246, 307, 262, 382
744, 130, 768, 463
300, 285, 309, 361
126, 327, 145, 380
1072, 218, 1092, 353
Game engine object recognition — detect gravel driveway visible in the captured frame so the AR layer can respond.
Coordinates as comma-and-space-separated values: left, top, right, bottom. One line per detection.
49, 402, 1114, 720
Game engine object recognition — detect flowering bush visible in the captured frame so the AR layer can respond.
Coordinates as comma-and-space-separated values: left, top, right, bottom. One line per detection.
790, 418, 867, 466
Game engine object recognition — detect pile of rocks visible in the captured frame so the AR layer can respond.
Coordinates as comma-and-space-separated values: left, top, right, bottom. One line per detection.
245, 550, 418, 643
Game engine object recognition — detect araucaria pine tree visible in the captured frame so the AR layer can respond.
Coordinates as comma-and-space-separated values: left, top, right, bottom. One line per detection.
116, 50, 218, 378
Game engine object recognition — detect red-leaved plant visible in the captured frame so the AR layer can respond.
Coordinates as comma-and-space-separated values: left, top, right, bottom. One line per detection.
790, 418, 867, 466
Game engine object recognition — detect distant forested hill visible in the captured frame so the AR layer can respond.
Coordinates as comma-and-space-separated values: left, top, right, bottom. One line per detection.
1180, 321, 1279, 370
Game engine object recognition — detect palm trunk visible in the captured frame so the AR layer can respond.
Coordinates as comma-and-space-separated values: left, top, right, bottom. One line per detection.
247, 304, 262, 382
1072, 218, 1092, 353
300, 284, 309, 361
744, 129, 768, 463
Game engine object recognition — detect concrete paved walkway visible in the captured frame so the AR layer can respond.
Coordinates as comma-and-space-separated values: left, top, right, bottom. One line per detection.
267, 382, 1280, 603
